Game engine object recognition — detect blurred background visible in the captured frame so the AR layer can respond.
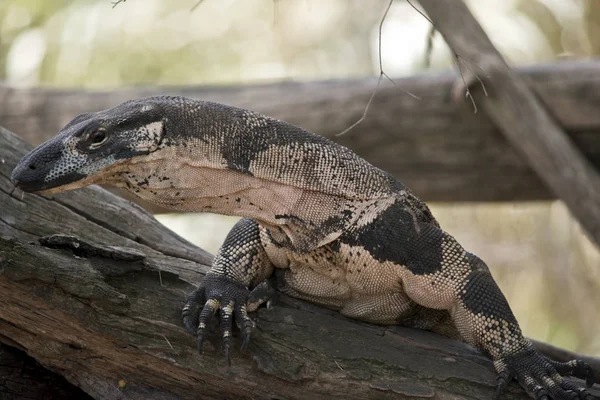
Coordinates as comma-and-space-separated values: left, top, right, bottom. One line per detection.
1, 0, 599, 356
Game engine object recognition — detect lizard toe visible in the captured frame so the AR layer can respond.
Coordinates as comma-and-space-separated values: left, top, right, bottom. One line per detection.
495, 365, 514, 399
220, 300, 235, 365
246, 279, 276, 312
196, 298, 220, 353
183, 274, 253, 362
559, 380, 595, 400
529, 384, 549, 400
182, 286, 205, 335
234, 303, 254, 352
550, 360, 596, 388
496, 346, 596, 400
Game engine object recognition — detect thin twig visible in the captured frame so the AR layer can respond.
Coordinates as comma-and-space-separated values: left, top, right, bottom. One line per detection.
456, 56, 489, 96
377, 1, 395, 86
337, 0, 420, 137
336, 77, 383, 137
406, 0, 487, 113
455, 54, 477, 113
423, 25, 436, 68
406, 0, 433, 25
191, 0, 205, 12
111, 0, 126, 8
162, 335, 174, 350
454, 53, 491, 76
334, 359, 344, 371
158, 270, 164, 286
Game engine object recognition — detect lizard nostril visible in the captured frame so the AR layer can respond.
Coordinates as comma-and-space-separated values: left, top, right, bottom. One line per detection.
28, 164, 36, 170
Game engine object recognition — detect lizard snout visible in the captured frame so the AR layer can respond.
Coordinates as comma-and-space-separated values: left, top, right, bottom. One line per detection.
11, 139, 85, 193
11, 153, 47, 192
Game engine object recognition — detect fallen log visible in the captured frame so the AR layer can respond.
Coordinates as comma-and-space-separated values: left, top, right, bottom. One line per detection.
1, 61, 600, 207
0, 125, 598, 399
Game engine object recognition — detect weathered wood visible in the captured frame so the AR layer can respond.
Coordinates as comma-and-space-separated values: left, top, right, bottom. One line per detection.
417, 0, 600, 247
1, 125, 598, 399
0, 343, 92, 400
1, 61, 600, 209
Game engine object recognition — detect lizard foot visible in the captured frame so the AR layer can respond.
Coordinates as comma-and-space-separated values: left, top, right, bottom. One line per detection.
494, 346, 596, 400
182, 274, 254, 364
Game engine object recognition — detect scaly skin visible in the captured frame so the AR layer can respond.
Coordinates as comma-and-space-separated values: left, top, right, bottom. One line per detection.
11, 96, 596, 399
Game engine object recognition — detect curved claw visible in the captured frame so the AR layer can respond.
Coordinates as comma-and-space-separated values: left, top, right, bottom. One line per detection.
196, 298, 220, 352
584, 367, 595, 388
182, 286, 205, 334
223, 339, 232, 366
241, 330, 251, 352
197, 332, 206, 354
559, 378, 594, 400
550, 360, 596, 388
495, 346, 597, 400
495, 368, 514, 399
533, 385, 549, 400
181, 275, 256, 363
234, 303, 254, 352
570, 388, 595, 400
220, 300, 234, 366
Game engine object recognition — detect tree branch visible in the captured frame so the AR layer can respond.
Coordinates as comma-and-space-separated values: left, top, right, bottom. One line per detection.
1, 61, 600, 210
417, 0, 600, 247
4, 125, 598, 399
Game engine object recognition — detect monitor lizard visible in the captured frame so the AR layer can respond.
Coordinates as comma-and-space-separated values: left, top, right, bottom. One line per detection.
11, 96, 595, 400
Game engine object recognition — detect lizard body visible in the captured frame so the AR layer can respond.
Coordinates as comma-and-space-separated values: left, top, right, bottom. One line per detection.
11, 96, 595, 399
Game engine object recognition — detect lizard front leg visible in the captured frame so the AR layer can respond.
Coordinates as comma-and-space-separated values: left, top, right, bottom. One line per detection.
397, 219, 595, 399
182, 218, 274, 363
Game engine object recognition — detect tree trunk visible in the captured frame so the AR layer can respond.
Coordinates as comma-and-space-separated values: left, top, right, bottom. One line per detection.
1, 61, 600, 209
1, 126, 598, 399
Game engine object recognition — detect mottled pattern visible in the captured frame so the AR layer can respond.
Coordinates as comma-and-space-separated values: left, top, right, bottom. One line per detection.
211, 218, 273, 288
11, 96, 596, 399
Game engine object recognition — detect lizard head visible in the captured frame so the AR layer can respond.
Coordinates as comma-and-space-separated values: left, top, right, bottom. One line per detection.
11, 100, 165, 194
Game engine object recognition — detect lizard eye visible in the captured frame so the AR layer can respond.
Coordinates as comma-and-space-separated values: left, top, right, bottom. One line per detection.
88, 129, 108, 148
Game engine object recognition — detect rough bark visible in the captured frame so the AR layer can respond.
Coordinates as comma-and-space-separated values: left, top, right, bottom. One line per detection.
0, 343, 92, 400
418, 0, 600, 248
1, 61, 600, 211
1, 126, 598, 400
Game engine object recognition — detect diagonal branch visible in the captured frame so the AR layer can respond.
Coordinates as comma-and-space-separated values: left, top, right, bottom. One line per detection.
417, 0, 600, 248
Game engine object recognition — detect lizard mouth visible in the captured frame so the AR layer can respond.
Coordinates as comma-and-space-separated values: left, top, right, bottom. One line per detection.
11, 140, 87, 193
11, 168, 88, 194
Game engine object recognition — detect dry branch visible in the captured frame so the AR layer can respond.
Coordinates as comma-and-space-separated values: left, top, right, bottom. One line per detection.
4, 126, 599, 399
417, 0, 600, 247
1, 61, 600, 211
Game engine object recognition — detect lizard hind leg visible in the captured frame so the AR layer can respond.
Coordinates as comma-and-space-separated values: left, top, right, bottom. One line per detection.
395, 219, 596, 399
